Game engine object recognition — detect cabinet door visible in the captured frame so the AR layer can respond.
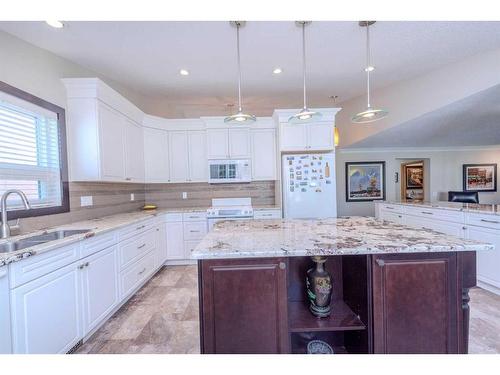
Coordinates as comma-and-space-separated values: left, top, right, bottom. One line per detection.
251, 129, 277, 180
81, 246, 119, 335
380, 211, 403, 224
124, 119, 145, 182
207, 129, 229, 159
229, 128, 250, 158
11, 263, 82, 354
166, 221, 185, 260
372, 253, 459, 353
307, 123, 334, 151
0, 268, 11, 354
466, 226, 500, 290
98, 102, 125, 181
200, 258, 289, 353
188, 130, 208, 182
155, 224, 168, 268
168, 131, 189, 182
280, 123, 307, 151
144, 127, 169, 183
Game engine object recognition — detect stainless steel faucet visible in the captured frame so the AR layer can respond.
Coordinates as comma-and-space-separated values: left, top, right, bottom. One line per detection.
1, 190, 31, 239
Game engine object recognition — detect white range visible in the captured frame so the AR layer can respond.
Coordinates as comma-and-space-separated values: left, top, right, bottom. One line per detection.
206, 198, 254, 230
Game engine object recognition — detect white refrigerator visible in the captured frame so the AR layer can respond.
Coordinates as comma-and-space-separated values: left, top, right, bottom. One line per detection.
282, 153, 337, 219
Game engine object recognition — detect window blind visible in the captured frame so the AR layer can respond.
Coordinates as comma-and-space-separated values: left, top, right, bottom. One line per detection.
0, 97, 62, 211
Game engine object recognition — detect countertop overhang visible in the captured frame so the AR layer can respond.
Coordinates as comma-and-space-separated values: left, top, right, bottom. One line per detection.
192, 216, 494, 259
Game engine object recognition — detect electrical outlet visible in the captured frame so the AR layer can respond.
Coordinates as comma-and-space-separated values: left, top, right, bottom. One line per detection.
80, 196, 93, 207
130, 193, 135, 201
182, 192, 188, 199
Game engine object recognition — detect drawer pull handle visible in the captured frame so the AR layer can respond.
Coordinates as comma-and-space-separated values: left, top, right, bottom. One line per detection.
138, 243, 146, 249
138, 268, 146, 275
462, 226, 467, 230
376, 259, 385, 267
421, 211, 433, 215
125, 177, 131, 181
136, 225, 146, 230
480, 219, 500, 224
78, 264, 85, 270
85, 262, 89, 267
385, 206, 394, 210
262, 214, 273, 216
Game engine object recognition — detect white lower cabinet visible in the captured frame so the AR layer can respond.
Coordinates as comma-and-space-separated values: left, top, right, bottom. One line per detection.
154, 224, 168, 268
0, 268, 12, 354
467, 225, 500, 292
80, 246, 119, 335
166, 221, 185, 260
11, 262, 82, 354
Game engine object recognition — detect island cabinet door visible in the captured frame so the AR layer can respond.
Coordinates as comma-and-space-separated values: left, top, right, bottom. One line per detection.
371, 253, 459, 354
199, 258, 289, 354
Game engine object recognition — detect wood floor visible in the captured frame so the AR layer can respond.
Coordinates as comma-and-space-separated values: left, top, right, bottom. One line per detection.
76, 265, 500, 354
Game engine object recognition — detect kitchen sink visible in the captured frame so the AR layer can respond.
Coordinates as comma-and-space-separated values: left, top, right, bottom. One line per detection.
0, 229, 91, 254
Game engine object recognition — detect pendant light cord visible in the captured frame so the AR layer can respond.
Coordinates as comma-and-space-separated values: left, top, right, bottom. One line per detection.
302, 22, 307, 110
366, 23, 371, 109
236, 22, 243, 113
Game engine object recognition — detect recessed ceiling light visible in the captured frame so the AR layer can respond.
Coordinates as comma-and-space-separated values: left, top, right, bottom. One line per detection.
45, 20, 64, 29
179, 69, 190, 76
364, 66, 375, 72
273, 67, 283, 74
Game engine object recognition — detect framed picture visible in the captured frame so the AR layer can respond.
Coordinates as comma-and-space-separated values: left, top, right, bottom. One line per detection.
405, 165, 423, 189
463, 164, 497, 192
346, 161, 386, 202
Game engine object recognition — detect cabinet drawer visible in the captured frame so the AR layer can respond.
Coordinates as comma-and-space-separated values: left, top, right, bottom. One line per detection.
183, 212, 207, 221
467, 213, 500, 230
379, 204, 403, 214
118, 218, 155, 241
254, 209, 281, 219
9, 244, 80, 289
165, 213, 183, 222
183, 221, 208, 240
118, 229, 156, 270
405, 206, 464, 223
120, 250, 156, 299
80, 232, 117, 258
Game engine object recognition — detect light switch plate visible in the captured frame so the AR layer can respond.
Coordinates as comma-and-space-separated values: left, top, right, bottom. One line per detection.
80, 196, 93, 207
182, 192, 188, 199
130, 193, 135, 201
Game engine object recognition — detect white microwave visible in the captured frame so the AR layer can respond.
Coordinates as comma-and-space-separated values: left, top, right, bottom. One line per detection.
208, 159, 251, 184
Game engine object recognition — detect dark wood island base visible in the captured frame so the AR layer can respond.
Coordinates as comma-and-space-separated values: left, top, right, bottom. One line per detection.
198, 252, 476, 354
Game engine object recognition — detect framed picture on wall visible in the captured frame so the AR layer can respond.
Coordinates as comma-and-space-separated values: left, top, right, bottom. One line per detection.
346, 161, 386, 202
463, 164, 497, 192
405, 165, 423, 189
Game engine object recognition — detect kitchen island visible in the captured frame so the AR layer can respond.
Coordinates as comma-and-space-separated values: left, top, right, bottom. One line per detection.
192, 217, 493, 354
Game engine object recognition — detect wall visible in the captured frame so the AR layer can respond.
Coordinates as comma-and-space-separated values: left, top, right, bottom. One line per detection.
18, 182, 145, 234
336, 146, 500, 216
145, 181, 276, 209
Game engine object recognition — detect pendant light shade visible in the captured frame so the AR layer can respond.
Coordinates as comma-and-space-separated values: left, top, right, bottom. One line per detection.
352, 21, 388, 124
289, 21, 322, 124
225, 21, 256, 124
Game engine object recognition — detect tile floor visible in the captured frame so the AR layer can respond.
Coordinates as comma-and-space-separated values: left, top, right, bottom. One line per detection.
76, 265, 500, 354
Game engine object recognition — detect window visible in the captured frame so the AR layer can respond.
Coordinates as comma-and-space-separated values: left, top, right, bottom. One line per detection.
0, 81, 69, 220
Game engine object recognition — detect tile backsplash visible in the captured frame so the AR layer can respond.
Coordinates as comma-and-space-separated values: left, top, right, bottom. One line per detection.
144, 181, 276, 208
14, 181, 276, 234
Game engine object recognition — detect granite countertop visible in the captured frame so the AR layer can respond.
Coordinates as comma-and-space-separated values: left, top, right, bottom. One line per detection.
0, 207, 208, 267
192, 216, 493, 260
379, 200, 500, 216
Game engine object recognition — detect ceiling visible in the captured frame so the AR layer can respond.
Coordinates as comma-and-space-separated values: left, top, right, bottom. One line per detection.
1, 21, 500, 116
345, 84, 500, 148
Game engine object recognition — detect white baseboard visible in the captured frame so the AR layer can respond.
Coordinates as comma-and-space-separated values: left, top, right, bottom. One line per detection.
477, 279, 500, 296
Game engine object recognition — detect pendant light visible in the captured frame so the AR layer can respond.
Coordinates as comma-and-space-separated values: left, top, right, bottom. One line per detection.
224, 21, 256, 124
289, 21, 322, 124
351, 21, 388, 124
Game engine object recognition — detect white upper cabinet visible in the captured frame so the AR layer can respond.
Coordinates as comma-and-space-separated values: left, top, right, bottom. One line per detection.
251, 128, 277, 180
144, 127, 169, 183
168, 131, 190, 182
124, 119, 145, 182
188, 131, 208, 182
207, 128, 229, 159
207, 127, 251, 159
63, 78, 144, 183
229, 128, 251, 158
98, 102, 126, 180
274, 108, 341, 152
